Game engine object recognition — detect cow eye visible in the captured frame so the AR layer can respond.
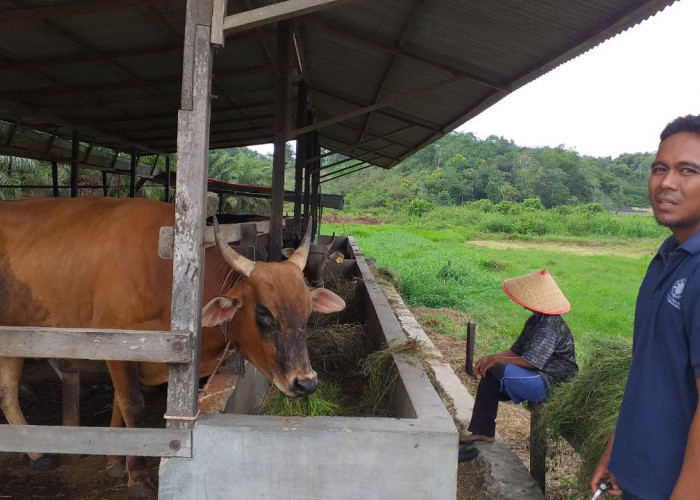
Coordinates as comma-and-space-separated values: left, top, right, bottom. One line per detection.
255, 304, 275, 329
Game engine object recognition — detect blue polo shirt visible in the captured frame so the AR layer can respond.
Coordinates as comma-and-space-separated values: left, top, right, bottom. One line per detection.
608, 230, 700, 499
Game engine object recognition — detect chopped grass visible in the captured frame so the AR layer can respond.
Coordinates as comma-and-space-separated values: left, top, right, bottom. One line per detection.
536, 336, 632, 491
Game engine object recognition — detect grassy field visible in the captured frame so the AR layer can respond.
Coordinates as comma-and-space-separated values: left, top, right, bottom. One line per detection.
327, 219, 664, 358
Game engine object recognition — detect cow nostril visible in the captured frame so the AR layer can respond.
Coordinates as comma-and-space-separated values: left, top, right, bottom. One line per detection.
310, 281, 324, 288
292, 376, 318, 396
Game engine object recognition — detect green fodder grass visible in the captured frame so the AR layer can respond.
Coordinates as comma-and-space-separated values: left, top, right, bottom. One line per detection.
536, 336, 632, 493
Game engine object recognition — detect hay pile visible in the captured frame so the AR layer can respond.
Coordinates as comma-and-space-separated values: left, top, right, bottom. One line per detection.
536, 336, 632, 489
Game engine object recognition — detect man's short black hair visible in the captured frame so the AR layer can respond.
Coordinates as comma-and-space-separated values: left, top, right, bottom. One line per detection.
660, 115, 700, 142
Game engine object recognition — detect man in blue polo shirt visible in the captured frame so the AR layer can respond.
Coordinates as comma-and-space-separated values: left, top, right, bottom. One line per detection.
591, 115, 700, 499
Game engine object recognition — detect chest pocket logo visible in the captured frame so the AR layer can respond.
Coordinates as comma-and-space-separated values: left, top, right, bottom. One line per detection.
666, 278, 686, 310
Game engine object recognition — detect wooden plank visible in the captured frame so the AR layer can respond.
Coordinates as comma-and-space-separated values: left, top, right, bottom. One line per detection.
0, 425, 192, 458
168, 0, 214, 429
0, 326, 192, 363
270, 20, 292, 262
222, 0, 352, 36
159, 221, 272, 258
211, 0, 227, 48
62, 372, 80, 427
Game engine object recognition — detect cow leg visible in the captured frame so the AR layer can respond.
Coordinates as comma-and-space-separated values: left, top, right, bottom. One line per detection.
0, 357, 58, 470
106, 361, 156, 498
105, 392, 126, 478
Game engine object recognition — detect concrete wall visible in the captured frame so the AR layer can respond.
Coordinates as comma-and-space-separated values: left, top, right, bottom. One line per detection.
158, 237, 458, 499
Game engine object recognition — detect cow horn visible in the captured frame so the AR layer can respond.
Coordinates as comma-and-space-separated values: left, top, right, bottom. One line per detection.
287, 218, 312, 271
328, 232, 336, 247
213, 216, 256, 278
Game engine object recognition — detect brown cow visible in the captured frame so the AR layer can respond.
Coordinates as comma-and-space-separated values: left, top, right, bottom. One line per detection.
0, 197, 345, 497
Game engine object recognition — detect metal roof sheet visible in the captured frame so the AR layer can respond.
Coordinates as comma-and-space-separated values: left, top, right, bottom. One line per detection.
0, 0, 678, 170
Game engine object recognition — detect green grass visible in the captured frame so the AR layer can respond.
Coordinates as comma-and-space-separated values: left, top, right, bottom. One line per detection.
328, 221, 662, 357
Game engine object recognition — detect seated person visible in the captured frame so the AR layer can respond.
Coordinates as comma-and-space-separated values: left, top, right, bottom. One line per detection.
462, 269, 578, 447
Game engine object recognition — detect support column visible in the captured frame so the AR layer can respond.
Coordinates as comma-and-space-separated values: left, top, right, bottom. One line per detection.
310, 130, 320, 236
166, 0, 214, 429
164, 155, 171, 202
293, 79, 308, 239
129, 148, 137, 198
51, 161, 59, 198
269, 20, 292, 262
70, 130, 79, 198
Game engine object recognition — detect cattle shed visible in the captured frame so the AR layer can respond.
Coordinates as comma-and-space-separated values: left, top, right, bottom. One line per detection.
0, 1, 679, 498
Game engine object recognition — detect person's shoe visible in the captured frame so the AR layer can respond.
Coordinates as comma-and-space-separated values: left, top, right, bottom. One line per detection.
458, 445, 478, 462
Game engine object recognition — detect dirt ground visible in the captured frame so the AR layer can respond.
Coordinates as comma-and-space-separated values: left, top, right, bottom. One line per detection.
0, 361, 163, 499
411, 306, 583, 500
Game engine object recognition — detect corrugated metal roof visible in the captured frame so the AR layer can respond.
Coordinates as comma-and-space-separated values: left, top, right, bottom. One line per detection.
0, 0, 678, 170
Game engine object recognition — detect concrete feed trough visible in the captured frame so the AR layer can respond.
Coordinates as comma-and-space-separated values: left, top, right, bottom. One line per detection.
159, 236, 458, 499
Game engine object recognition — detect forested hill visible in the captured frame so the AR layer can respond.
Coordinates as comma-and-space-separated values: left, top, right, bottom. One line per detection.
322, 131, 654, 212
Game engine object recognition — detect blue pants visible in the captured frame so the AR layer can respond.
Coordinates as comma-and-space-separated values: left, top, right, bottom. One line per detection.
467, 363, 547, 438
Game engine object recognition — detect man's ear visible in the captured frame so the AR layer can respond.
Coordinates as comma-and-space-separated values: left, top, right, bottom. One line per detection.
202, 296, 240, 327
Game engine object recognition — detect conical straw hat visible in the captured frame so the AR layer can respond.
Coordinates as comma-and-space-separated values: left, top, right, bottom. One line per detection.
502, 269, 570, 315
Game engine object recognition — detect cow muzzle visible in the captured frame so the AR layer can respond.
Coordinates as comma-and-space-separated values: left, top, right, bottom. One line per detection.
290, 374, 318, 397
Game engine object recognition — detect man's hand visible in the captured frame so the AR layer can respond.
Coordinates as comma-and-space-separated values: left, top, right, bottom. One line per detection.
591, 435, 622, 497
474, 354, 498, 377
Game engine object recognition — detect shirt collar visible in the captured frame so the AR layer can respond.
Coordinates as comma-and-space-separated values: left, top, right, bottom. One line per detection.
656, 230, 700, 260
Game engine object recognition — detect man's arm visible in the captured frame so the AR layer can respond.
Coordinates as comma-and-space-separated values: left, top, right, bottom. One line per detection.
670, 378, 700, 499
474, 349, 534, 377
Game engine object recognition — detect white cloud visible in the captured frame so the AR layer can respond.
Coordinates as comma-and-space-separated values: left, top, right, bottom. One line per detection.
459, 0, 700, 157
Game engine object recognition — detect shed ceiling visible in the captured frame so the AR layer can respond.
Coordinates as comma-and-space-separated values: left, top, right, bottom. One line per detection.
0, 0, 678, 171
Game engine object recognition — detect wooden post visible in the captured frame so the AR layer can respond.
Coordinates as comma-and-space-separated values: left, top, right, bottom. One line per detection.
293, 79, 308, 239
465, 321, 476, 376
164, 155, 171, 202
62, 372, 80, 427
102, 172, 108, 197
51, 161, 59, 197
70, 130, 79, 198
269, 20, 293, 262
166, 0, 214, 430
310, 130, 320, 235
129, 148, 137, 198
529, 403, 547, 493
302, 111, 313, 232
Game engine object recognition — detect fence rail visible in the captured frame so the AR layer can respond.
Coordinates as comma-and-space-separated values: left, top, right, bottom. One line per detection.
0, 326, 192, 363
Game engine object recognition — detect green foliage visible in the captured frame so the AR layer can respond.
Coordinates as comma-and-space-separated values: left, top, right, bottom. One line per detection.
324, 131, 655, 210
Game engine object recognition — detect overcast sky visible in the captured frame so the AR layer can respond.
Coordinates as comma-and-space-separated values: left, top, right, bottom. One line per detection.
251, 0, 698, 159
460, 0, 700, 158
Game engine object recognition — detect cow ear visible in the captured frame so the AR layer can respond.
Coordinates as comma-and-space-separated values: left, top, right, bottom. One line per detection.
202, 296, 240, 327
280, 248, 294, 259
327, 251, 344, 263
310, 288, 346, 313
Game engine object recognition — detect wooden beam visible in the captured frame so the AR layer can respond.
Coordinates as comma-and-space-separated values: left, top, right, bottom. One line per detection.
0, 425, 191, 458
70, 129, 78, 198
222, 0, 352, 36
269, 21, 293, 262
168, 0, 214, 430
0, 326, 192, 363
